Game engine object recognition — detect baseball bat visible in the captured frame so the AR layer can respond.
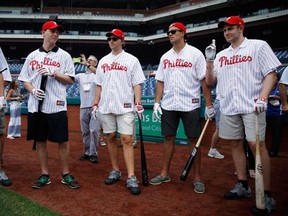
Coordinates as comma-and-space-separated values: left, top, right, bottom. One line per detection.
32, 75, 47, 151
137, 113, 149, 186
254, 114, 265, 210
180, 118, 209, 181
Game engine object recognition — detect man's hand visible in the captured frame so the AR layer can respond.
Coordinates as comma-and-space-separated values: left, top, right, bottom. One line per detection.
91, 103, 99, 119
38, 67, 55, 77
254, 98, 267, 114
205, 105, 216, 119
0, 96, 7, 111
153, 102, 162, 120
135, 102, 144, 120
205, 39, 216, 62
32, 89, 45, 100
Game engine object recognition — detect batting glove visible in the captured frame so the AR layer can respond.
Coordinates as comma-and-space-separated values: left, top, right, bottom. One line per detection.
205, 105, 216, 120
32, 88, 45, 101
254, 98, 267, 114
91, 103, 99, 119
153, 102, 162, 120
38, 67, 55, 77
135, 102, 144, 120
205, 39, 216, 62
0, 96, 7, 111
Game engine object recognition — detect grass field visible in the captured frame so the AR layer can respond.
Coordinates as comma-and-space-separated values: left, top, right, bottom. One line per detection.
0, 186, 61, 216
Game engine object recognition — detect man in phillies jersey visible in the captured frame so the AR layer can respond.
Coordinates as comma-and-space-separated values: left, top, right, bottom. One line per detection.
149, 22, 215, 194
92, 28, 145, 195
205, 16, 281, 214
18, 21, 80, 189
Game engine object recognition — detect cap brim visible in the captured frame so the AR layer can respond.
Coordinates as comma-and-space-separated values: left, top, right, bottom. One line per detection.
218, 21, 226, 28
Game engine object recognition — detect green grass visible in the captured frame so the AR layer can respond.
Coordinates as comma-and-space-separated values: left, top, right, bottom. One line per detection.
0, 186, 61, 216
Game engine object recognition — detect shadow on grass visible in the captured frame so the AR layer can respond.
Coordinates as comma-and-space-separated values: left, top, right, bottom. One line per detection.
0, 186, 61, 216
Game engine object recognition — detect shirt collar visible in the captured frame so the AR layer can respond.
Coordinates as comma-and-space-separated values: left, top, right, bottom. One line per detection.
39, 46, 59, 53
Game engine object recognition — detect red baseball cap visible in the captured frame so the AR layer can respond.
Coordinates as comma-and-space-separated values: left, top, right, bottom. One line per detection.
42, 21, 64, 32
218, 16, 245, 28
169, 22, 186, 33
106, 29, 125, 39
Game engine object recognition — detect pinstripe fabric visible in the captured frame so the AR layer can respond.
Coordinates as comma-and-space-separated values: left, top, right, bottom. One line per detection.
18, 47, 75, 114
95, 50, 145, 115
155, 44, 206, 111
75, 72, 97, 108
215, 38, 281, 115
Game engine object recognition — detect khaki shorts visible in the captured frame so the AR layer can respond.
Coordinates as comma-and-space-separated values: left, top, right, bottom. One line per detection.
0, 110, 5, 134
219, 112, 266, 142
100, 112, 134, 135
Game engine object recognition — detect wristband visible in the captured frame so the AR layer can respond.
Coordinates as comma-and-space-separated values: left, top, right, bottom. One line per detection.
135, 102, 142, 105
258, 97, 267, 102
93, 103, 98, 107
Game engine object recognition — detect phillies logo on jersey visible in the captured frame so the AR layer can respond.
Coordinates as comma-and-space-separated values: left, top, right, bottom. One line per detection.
30, 57, 61, 70
218, 55, 252, 67
163, 59, 192, 69
101, 62, 128, 73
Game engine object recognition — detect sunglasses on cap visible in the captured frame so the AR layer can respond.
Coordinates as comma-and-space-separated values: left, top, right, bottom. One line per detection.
167, 30, 182, 36
107, 37, 119, 41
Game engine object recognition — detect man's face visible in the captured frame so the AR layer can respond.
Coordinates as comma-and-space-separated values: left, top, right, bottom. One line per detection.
222, 24, 243, 44
42, 28, 60, 44
107, 36, 123, 51
167, 28, 184, 44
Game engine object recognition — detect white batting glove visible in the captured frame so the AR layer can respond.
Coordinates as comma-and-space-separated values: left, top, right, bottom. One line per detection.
38, 67, 55, 77
0, 96, 7, 111
135, 102, 144, 120
32, 88, 45, 101
254, 98, 267, 114
153, 102, 162, 120
205, 105, 216, 120
205, 39, 216, 62
91, 103, 99, 119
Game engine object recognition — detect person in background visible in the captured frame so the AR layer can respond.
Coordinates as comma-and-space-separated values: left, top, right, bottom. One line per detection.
207, 85, 224, 159
6, 80, 21, 139
149, 22, 215, 194
18, 20, 80, 189
0, 47, 12, 186
279, 66, 288, 113
205, 16, 280, 214
92, 28, 145, 195
76, 54, 100, 163
266, 72, 286, 157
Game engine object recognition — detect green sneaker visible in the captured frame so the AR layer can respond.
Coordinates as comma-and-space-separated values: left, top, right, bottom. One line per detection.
61, 174, 80, 189
32, 174, 51, 189
149, 175, 171, 185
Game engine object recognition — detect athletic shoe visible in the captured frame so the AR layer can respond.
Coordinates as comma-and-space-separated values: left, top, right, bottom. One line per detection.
193, 180, 205, 194
7, 136, 15, 139
32, 174, 51, 189
105, 169, 121, 185
127, 175, 141, 195
61, 174, 80, 189
149, 175, 171, 185
224, 182, 252, 199
208, 148, 224, 159
100, 140, 106, 146
0, 170, 12, 186
265, 194, 276, 214
79, 154, 90, 161
90, 155, 98, 163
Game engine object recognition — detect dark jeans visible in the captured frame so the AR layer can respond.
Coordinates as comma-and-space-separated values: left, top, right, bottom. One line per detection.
266, 115, 284, 155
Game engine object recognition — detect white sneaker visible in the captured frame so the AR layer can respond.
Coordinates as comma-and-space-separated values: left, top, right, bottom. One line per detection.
100, 140, 106, 146
208, 148, 224, 159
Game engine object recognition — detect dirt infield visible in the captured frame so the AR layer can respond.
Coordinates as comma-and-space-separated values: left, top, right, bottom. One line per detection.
3, 125, 288, 216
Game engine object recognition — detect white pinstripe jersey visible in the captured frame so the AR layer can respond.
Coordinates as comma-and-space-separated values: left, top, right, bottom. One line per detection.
18, 46, 75, 114
214, 38, 281, 115
155, 43, 206, 111
279, 66, 288, 85
0, 48, 12, 82
75, 71, 97, 108
95, 50, 145, 114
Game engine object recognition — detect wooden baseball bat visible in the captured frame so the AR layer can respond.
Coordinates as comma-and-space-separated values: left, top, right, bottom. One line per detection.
255, 114, 265, 210
180, 118, 209, 181
137, 113, 149, 186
